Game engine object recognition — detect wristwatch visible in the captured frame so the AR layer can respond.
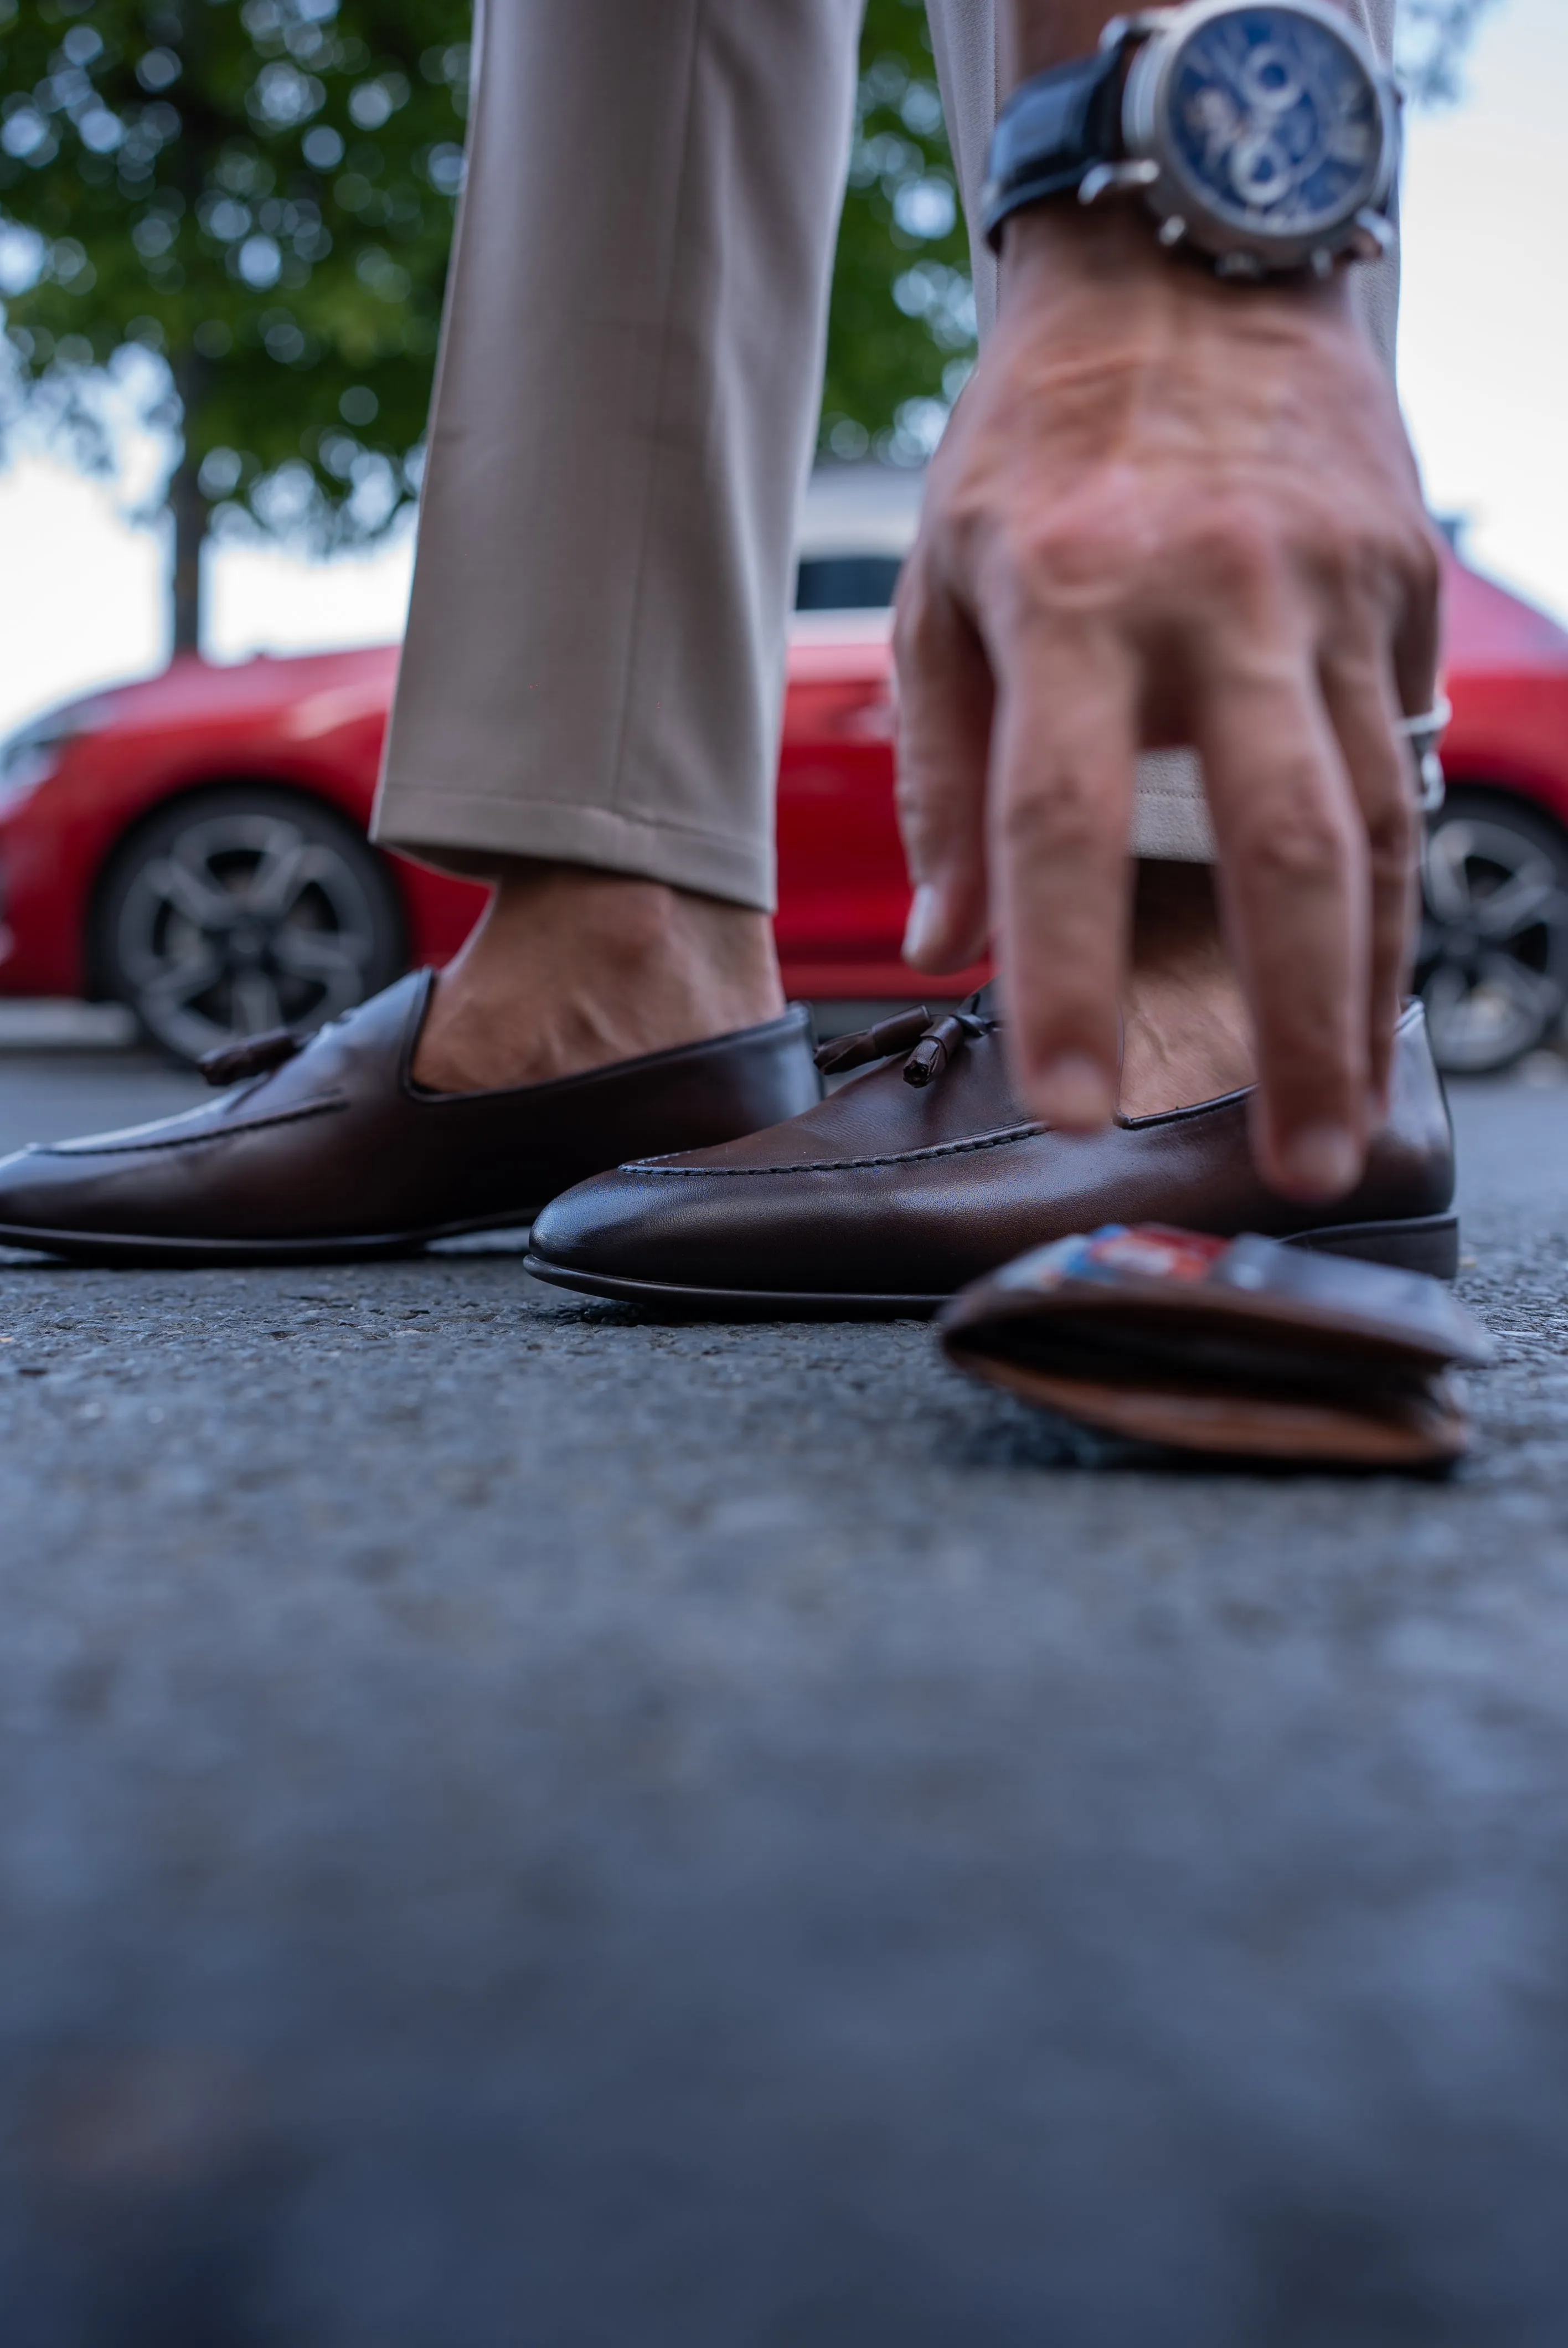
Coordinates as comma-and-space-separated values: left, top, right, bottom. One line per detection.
982, 0, 1400, 280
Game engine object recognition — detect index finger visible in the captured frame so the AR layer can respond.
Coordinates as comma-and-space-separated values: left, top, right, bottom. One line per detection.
988, 621, 1138, 1131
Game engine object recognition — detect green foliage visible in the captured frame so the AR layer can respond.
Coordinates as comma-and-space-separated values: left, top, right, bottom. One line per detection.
0, 0, 468, 546
820, 0, 976, 465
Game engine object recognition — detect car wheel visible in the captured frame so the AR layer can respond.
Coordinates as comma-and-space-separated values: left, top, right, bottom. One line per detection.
95, 786, 407, 1065
1417, 790, 1568, 1076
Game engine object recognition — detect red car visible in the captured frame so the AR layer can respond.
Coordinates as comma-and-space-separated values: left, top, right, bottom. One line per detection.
2, 486, 1566, 1077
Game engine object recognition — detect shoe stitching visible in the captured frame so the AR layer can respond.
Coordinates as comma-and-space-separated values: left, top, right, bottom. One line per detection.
622, 1121, 1045, 1176
40, 1096, 348, 1157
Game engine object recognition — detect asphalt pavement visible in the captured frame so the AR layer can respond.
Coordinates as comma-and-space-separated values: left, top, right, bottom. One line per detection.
2, 1028, 1568, 2346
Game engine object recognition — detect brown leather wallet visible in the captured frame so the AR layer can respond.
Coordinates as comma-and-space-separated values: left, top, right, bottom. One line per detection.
940, 1226, 1495, 1469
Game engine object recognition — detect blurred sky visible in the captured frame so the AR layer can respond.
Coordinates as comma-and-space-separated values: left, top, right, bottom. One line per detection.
1, 0, 1563, 740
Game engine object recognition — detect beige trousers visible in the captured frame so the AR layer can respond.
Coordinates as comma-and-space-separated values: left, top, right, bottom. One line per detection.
373, 0, 1399, 905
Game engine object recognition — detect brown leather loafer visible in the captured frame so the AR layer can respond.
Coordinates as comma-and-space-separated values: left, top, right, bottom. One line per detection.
525, 993, 1458, 1313
0, 972, 820, 1266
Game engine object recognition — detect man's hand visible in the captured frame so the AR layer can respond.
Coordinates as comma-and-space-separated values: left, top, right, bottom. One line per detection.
894, 204, 1442, 1202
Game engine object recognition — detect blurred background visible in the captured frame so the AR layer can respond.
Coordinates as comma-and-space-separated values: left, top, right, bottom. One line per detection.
2, 0, 1565, 1088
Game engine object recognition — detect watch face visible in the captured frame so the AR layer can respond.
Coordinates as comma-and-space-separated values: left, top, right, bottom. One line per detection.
1164, 5, 1385, 239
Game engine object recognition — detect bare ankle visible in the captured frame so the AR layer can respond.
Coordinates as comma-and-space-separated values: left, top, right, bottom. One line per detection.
1118, 863, 1255, 1119
411, 861, 785, 1094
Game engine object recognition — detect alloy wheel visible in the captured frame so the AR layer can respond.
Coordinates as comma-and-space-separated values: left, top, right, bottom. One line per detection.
1417, 799, 1568, 1075
105, 799, 401, 1063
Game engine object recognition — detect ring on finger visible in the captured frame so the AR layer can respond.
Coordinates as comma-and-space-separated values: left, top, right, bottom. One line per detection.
1399, 697, 1452, 815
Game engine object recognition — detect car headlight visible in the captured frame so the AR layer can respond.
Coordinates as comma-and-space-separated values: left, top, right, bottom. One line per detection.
0, 694, 113, 813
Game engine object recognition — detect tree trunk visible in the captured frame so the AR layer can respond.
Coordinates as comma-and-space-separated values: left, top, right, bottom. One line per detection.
169, 351, 208, 658
169, 449, 205, 657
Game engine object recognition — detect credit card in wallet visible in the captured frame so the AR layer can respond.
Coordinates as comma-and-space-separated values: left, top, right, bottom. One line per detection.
939, 1227, 1495, 1469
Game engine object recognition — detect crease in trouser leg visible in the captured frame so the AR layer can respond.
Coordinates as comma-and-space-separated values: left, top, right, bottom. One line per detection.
373, 0, 863, 916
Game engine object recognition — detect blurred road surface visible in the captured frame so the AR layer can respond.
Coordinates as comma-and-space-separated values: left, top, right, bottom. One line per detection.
2, 1030, 1567, 2344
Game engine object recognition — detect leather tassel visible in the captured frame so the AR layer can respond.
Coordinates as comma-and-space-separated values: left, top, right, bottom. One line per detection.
902, 1012, 969, 1088
198, 1027, 303, 1086
814, 1006, 932, 1075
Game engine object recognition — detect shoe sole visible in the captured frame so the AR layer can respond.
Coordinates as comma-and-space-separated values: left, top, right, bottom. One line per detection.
522, 1213, 1461, 1317
0, 1209, 545, 1269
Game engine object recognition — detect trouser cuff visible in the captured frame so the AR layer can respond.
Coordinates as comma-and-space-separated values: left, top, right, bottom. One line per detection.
371, 789, 776, 913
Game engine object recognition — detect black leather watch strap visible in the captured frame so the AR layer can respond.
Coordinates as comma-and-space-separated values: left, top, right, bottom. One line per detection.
981, 48, 1128, 251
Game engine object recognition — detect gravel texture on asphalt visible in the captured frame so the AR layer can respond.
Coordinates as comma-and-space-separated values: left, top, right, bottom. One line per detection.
1, 1062, 1566, 2345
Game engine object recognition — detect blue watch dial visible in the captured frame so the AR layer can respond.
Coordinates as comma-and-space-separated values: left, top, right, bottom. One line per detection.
1165, 7, 1383, 237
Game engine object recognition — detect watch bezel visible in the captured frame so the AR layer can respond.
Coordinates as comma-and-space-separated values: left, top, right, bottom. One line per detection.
1120, 0, 1400, 275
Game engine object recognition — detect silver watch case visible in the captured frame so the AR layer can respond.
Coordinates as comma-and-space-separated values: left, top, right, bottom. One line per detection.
1098, 0, 1401, 279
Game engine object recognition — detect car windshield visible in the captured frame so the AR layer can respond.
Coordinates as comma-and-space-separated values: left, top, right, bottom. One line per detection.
0, 696, 112, 800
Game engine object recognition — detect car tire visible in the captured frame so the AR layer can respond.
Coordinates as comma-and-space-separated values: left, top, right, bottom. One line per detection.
94, 785, 407, 1066
1417, 789, 1568, 1077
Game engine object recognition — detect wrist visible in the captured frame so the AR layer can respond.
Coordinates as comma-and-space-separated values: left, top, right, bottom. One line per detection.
999, 200, 1357, 320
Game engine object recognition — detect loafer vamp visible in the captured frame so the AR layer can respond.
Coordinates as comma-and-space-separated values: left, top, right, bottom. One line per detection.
0, 1091, 511, 1247
0, 976, 479, 1247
